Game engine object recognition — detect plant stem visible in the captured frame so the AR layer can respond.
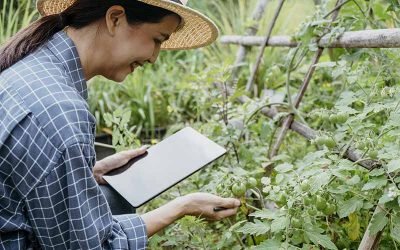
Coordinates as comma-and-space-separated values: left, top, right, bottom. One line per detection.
94, 142, 115, 149
227, 218, 246, 249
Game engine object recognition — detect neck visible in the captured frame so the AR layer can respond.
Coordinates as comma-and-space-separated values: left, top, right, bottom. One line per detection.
65, 24, 102, 81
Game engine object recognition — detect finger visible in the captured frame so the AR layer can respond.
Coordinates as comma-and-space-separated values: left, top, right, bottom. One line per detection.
218, 198, 241, 209
93, 171, 107, 185
97, 177, 107, 185
122, 145, 150, 159
213, 207, 239, 220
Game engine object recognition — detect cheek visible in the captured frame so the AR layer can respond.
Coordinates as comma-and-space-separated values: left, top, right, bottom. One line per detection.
128, 31, 156, 58
110, 29, 156, 65
132, 40, 155, 60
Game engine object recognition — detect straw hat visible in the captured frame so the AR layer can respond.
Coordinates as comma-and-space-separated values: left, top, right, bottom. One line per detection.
36, 0, 219, 50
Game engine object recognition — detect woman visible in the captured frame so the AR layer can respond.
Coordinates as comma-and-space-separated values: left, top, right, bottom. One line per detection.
0, 0, 240, 249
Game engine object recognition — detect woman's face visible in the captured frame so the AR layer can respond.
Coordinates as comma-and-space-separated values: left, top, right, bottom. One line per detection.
102, 8, 180, 82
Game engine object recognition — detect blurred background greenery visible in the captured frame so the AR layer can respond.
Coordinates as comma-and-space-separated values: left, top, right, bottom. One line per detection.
86, 0, 315, 141
0, 0, 315, 141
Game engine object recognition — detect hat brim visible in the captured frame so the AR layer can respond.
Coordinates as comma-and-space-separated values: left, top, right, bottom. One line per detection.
36, 0, 219, 50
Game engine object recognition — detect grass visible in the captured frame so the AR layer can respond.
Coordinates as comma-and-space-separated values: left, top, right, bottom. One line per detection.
0, 0, 37, 44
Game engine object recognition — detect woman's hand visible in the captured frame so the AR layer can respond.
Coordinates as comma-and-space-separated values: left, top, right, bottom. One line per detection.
93, 145, 149, 184
179, 193, 241, 220
142, 193, 241, 237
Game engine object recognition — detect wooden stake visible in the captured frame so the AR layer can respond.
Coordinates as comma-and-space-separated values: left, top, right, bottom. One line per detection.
221, 29, 400, 48
245, 0, 286, 93
230, 0, 269, 82
358, 206, 385, 250
268, 0, 342, 159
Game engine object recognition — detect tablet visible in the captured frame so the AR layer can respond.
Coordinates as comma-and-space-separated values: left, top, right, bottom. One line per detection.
103, 127, 227, 208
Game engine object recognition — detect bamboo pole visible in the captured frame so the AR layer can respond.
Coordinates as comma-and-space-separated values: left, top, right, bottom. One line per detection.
221, 35, 296, 47
358, 206, 384, 250
246, 0, 286, 93
220, 29, 400, 48
268, 0, 342, 159
230, 0, 269, 82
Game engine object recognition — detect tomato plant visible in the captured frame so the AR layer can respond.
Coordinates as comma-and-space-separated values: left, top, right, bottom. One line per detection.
91, 0, 400, 249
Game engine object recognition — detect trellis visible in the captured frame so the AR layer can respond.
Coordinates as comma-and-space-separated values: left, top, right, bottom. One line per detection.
219, 0, 399, 249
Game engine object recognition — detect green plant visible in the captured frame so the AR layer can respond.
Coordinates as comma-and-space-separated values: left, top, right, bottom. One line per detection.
139, 1, 400, 249
103, 108, 141, 151
0, 0, 37, 44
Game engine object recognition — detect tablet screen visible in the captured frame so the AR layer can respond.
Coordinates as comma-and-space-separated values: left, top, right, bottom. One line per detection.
103, 127, 226, 208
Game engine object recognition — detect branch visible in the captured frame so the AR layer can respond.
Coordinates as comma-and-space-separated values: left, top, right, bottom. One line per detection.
231, 0, 269, 81
269, 0, 342, 158
220, 29, 400, 48
358, 206, 384, 250
246, 0, 286, 93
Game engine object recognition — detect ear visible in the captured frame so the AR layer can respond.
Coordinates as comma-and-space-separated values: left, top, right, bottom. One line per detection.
105, 5, 126, 36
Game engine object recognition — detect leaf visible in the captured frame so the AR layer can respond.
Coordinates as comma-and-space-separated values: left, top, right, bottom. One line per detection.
391, 215, 400, 243
369, 168, 385, 177
261, 177, 271, 186
302, 150, 328, 165
253, 239, 281, 250
348, 175, 361, 185
275, 174, 284, 183
369, 212, 388, 235
275, 163, 293, 173
120, 110, 131, 125
346, 213, 360, 240
236, 220, 270, 236
387, 159, 400, 173
305, 231, 338, 250
328, 185, 350, 194
361, 177, 388, 191
336, 91, 355, 107
308, 172, 331, 194
228, 219, 247, 231
379, 193, 395, 204
363, 103, 387, 115
250, 209, 279, 220
103, 113, 113, 127
271, 216, 288, 233
338, 197, 363, 218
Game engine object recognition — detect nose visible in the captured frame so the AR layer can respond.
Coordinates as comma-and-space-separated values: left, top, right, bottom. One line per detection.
149, 45, 161, 64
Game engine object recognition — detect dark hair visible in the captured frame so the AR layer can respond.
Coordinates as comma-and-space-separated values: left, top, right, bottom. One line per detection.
0, 0, 181, 73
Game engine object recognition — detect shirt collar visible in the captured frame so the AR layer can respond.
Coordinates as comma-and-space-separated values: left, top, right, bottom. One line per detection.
46, 31, 88, 100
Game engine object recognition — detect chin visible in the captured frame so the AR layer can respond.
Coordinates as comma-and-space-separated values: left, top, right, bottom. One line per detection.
106, 73, 129, 83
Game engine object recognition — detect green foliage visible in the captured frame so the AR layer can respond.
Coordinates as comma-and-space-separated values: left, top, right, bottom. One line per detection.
0, 0, 37, 44
306, 230, 338, 250
138, 0, 400, 249
236, 220, 270, 236
370, 212, 389, 235
103, 108, 141, 151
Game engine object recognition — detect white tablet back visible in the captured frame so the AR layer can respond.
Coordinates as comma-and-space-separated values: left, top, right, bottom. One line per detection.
103, 127, 226, 208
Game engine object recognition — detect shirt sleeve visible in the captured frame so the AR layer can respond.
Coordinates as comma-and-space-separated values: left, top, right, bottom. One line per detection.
24, 141, 148, 249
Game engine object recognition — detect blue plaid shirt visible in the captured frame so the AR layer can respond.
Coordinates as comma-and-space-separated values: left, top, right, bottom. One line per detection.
0, 31, 147, 249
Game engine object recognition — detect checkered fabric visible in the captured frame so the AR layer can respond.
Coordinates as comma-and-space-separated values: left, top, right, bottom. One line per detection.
0, 31, 147, 249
